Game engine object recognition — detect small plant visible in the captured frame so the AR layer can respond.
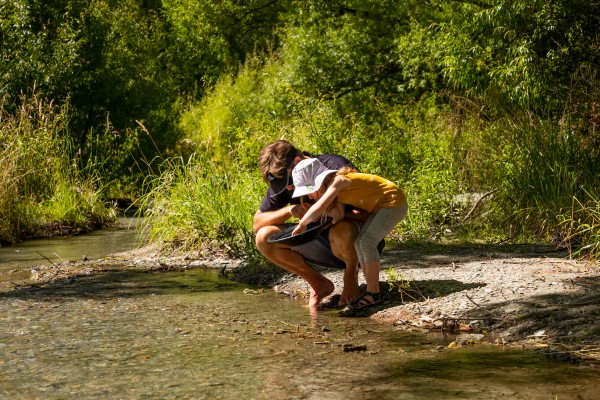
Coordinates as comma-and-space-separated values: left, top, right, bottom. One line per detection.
385, 267, 424, 303
560, 193, 600, 260
0, 90, 115, 243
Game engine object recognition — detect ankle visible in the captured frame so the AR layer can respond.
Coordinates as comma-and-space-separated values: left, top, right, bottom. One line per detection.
366, 285, 380, 294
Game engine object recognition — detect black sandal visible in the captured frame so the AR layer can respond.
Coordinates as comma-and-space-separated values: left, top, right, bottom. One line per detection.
318, 294, 346, 310
347, 291, 385, 311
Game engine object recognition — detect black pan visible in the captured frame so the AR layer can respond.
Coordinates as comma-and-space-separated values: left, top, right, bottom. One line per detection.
267, 220, 333, 246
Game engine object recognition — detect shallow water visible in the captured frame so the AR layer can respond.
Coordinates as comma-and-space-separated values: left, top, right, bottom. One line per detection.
1, 269, 599, 399
0, 218, 143, 282
0, 225, 599, 399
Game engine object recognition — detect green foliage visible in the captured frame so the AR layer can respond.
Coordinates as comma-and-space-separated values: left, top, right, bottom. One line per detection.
178, 56, 292, 168
497, 114, 599, 239
134, 0, 600, 257
0, 91, 115, 244
560, 192, 600, 259
385, 267, 411, 291
2, 0, 600, 259
177, 49, 463, 241
82, 119, 140, 199
404, 140, 460, 240
137, 154, 262, 260
0, 0, 181, 182
438, 0, 600, 110
161, 0, 289, 92
385, 267, 425, 303
281, 0, 448, 101
432, 104, 600, 247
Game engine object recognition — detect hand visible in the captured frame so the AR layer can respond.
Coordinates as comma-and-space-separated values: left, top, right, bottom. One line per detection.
328, 205, 344, 224
290, 202, 312, 218
292, 223, 307, 236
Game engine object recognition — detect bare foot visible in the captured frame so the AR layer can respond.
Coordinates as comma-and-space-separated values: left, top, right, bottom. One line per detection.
308, 279, 335, 309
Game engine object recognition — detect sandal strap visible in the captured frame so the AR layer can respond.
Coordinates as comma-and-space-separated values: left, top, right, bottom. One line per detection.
348, 291, 385, 310
366, 291, 385, 302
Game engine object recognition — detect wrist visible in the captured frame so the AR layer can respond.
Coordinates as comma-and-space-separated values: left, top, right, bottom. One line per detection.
287, 204, 297, 219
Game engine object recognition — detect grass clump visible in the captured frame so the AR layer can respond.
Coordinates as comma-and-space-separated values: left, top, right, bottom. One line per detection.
447, 109, 600, 253
560, 193, 600, 259
137, 154, 262, 262
0, 91, 116, 244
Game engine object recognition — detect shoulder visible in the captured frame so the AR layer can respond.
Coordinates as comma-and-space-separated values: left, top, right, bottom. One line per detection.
259, 190, 297, 212
315, 154, 358, 171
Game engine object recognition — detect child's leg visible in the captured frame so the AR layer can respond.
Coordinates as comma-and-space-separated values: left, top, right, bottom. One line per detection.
362, 260, 382, 293
330, 220, 361, 305
355, 203, 408, 293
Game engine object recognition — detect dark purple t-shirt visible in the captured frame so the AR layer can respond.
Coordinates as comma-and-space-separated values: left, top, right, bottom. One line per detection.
259, 154, 357, 212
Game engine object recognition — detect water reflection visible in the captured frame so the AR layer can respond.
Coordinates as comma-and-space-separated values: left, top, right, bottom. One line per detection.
0, 268, 598, 400
0, 218, 144, 282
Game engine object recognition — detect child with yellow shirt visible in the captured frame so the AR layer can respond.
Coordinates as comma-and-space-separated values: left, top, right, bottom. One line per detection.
291, 158, 408, 310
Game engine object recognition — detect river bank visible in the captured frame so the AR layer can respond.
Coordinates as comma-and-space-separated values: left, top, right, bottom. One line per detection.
26, 242, 600, 366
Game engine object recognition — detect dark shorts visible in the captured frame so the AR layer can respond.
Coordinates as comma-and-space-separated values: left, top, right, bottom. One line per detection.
287, 223, 385, 270
291, 226, 346, 269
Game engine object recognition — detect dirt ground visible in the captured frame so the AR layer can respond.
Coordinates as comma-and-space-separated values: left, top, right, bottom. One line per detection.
29, 242, 600, 366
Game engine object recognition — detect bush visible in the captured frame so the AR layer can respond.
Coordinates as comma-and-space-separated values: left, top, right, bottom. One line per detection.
137, 154, 262, 261
0, 91, 115, 243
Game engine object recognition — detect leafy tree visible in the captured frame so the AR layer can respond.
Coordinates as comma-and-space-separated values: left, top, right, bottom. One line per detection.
1, 0, 179, 183
160, 0, 291, 98
439, 0, 600, 113
280, 0, 450, 102
1, 0, 294, 187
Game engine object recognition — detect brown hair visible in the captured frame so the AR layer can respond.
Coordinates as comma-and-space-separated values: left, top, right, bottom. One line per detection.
337, 166, 357, 176
258, 140, 301, 182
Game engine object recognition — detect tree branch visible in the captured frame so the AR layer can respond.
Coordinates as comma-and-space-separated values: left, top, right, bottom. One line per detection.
462, 188, 499, 223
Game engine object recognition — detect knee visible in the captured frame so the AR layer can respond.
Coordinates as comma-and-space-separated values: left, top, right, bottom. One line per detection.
330, 220, 358, 245
255, 226, 276, 254
354, 232, 378, 251
330, 220, 359, 262
355, 233, 380, 262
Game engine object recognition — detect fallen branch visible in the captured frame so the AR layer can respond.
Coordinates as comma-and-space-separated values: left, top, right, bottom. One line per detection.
462, 188, 499, 223
36, 252, 59, 268
465, 293, 482, 307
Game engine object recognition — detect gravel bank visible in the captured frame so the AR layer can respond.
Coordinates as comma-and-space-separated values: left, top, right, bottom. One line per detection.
265, 244, 600, 365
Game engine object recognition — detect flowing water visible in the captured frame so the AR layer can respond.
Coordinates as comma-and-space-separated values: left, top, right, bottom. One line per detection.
0, 218, 143, 283
0, 221, 598, 399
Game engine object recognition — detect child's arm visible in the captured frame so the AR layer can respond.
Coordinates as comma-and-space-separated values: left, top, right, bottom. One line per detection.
292, 176, 349, 235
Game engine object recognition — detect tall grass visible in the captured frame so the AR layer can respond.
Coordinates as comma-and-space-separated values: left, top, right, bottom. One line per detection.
490, 114, 598, 242
443, 106, 600, 256
0, 91, 116, 244
137, 154, 262, 261
560, 192, 600, 259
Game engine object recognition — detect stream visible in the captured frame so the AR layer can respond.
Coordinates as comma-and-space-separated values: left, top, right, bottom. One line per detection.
0, 219, 598, 399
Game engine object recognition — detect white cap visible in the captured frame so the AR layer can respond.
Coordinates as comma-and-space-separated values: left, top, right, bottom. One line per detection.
291, 158, 336, 198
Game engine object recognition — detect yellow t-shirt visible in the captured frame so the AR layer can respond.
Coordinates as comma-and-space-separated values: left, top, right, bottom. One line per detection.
337, 172, 406, 212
